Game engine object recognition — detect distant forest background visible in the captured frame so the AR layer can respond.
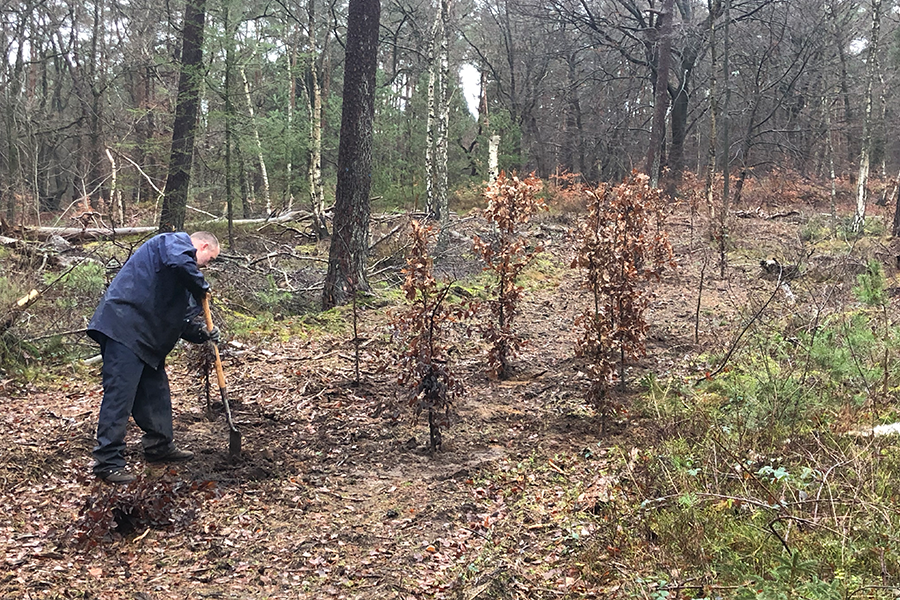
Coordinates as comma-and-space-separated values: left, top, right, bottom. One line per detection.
1, 0, 896, 224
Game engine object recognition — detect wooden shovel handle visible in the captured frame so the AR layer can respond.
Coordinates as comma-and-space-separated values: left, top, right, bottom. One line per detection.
201, 294, 227, 390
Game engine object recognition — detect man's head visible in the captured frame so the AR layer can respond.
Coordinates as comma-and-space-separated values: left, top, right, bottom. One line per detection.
190, 232, 220, 267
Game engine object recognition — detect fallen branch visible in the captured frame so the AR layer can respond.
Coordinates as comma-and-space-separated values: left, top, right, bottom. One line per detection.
24, 328, 88, 343
0, 253, 104, 334
0, 289, 41, 335
369, 220, 408, 251
23, 210, 313, 241
247, 251, 328, 267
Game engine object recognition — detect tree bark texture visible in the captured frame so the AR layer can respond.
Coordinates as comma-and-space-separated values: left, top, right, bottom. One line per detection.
322, 0, 380, 309
306, 0, 328, 239
159, 0, 207, 233
646, 0, 674, 187
704, 0, 718, 221
434, 0, 451, 250
425, 9, 439, 217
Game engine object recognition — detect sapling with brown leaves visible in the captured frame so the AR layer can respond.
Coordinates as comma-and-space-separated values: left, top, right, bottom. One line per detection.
393, 220, 472, 452
572, 171, 675, 432
473, 172, 546, 379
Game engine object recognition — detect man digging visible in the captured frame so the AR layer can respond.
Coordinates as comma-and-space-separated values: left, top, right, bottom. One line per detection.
86, 231, 221, 483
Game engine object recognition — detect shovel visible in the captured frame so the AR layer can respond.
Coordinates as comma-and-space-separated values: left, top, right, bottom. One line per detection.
201, 294, 242, 457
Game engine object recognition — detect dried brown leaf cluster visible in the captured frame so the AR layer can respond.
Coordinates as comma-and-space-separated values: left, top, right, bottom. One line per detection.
473, 172, 547, 378
393, 220, 474, 451
572, 171, 675, 427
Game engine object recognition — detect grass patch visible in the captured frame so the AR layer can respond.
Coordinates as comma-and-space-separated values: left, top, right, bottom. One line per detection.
611, 264, 900, 598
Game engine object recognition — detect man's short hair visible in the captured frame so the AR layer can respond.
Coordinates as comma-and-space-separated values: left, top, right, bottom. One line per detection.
191, 231, 220, 250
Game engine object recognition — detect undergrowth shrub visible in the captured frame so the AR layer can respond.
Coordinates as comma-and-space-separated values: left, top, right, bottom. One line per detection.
393, 220, 472, 452
703, 260, 900, 440
619, 256, 900, 598
256, 274, 293, 313
0, 275, 27, 310
545, 170, 587, 213
473, 172, 546, 378
45, 260, 105, 311
572, 171, 674, 431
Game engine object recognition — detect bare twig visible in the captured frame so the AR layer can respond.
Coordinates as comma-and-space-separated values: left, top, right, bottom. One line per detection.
695, 269, 785, 384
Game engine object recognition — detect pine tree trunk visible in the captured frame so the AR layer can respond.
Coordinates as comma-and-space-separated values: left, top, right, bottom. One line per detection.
159, 0, 207, 233
322, 0, 380, 309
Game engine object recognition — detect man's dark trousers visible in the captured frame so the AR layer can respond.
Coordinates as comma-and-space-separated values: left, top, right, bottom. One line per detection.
92, 335, 176, 475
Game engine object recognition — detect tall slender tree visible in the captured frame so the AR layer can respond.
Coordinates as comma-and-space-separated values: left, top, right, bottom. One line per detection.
322, 0, 381, 309
159, 0, 207, 232
306, 0, 329, 239
646, 0, 673, 187
854, 0, 883, 231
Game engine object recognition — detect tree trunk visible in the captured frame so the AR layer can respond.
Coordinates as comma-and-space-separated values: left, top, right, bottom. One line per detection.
425, 8, 440, 217
241, 67, 273, 216
646, 0, 674, 188
854, 0, 882, 231
489, 135, 500, 182
719, 0, 731, 279
828, 2, 855, 165
890, 165, 900, 237
435, 0, 451, 250
105, 148, 123, 226
286, 38, 296, 215
159, 0, 207, 233
322, 0, 380, 309
824, 89, 837, 232
3, 23, 25, 225
705, 0, 718, 223
668, 66, 688, 185
224, 0, 236, 248
306, 0, 328, 239
87, 0, 106, 206
731, 95, 761, 207
237, 144, 252, 219
564, 52, 584, 177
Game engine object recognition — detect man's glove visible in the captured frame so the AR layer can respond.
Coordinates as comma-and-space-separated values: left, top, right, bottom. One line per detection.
182, 321, 221, 344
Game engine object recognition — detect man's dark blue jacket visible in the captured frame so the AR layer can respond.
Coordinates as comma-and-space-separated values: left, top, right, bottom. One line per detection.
87, 233, 210, 369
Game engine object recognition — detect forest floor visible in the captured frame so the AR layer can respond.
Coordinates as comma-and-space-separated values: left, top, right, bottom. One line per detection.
0, 196, 891, 599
